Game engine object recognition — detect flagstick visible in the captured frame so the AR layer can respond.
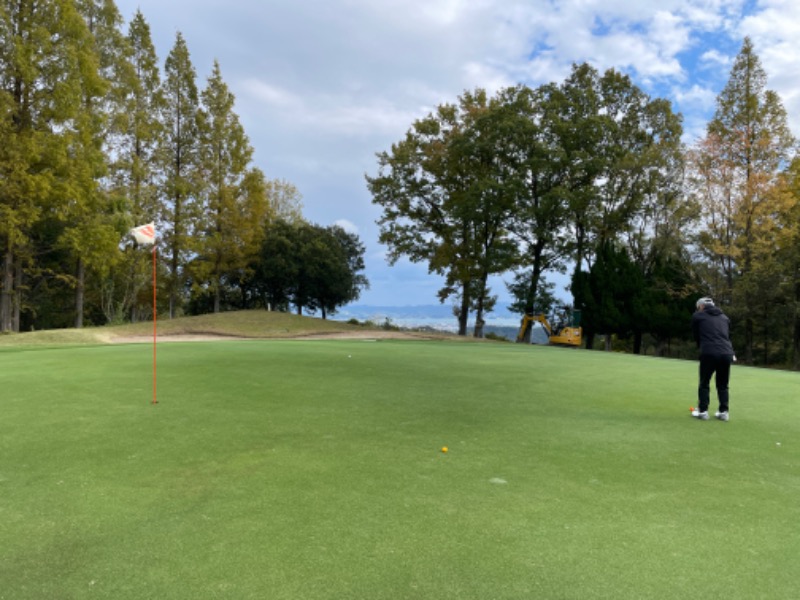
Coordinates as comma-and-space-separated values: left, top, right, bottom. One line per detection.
152, 245, 158, 405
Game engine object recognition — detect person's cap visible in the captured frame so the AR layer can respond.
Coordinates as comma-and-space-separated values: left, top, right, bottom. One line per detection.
696, 297, 715, 309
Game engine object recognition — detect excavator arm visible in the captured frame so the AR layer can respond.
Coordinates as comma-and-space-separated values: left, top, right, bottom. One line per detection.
516, 314, 552, 342
517, 313, 581, 347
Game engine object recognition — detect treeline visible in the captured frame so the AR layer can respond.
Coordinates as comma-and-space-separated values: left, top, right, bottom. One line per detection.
0, 1, 367, 332
368, 39, 800, 369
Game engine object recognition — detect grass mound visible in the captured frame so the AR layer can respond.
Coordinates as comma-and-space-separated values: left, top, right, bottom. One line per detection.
2, 340, 798, 598
0, 310, 402, 348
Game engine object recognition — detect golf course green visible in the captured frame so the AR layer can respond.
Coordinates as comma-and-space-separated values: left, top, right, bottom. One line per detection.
1, 328, 798, 598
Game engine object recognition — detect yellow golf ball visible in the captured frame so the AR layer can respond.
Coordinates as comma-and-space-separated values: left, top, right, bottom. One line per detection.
441, 446, 448, 453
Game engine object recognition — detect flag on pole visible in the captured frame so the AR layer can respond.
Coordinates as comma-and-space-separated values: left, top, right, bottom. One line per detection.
130, 222, 156, 246
129, 222, 159, 405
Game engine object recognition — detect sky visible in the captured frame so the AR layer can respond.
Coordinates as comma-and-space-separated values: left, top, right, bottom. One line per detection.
113, 0, 800, 308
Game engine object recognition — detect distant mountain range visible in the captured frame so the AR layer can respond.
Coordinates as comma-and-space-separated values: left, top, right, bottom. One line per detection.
330, 304, 530, 340
333, 303, 519, 323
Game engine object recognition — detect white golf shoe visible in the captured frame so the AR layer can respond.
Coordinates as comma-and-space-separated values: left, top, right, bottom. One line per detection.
691, 409, 709, 420
715, 411, 729, 422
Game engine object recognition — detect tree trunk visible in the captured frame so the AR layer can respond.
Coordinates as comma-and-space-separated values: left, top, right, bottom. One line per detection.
520, 260, 544, 343
473, 317, 485, 338
473, 274, 488, 338
794, 279, 800, 371
1, 247, 12, 332
744, 315, 754, 364
75, 257, 85, 328
11, 256, 22, 331
13, 255, 22, 332
794, 317, 800, 371
585, 330, 595, 350
633, 330, 643, 355
170, 196, 182, 319
457, 285, 469, 336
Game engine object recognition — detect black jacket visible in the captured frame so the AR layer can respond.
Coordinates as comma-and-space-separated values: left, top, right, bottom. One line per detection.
692, 306, 734, 356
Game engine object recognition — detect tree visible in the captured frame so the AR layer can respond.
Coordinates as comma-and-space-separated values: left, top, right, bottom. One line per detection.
192, 60, 269, 313
550, 64, 607, 276
572, 240, 643, 350
505, 65, 683, 344
63, 0, 131, 328
634, 254, 698, 355
0, 0, 95, 332
502, 83, 572, 340
106, 9, 166, 323
541, 64, 684, 283
160, 31, 204, 318
266, 178, 304, 224
253, 219, 299, 312
778, 158, 800, 369
691, 38, 795, 363
368, 88, 517, 336
252, 220, 368, 317
318, 225, 369, 318
620, 97, 693, 354
226, 166, 274, 309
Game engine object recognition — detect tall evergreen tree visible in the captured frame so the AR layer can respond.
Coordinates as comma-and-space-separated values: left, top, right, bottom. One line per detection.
0, 0, 94, 332
572, 240, 643, 351
779, 158, 800, 369
63, 0, 130, 327
691, 37, 794, 362
105, 9, 166, 322
193, 60, 269, 313
161, 31, 203, 318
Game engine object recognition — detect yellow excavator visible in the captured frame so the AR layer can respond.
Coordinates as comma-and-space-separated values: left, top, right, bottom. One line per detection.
516, 310, 582, 347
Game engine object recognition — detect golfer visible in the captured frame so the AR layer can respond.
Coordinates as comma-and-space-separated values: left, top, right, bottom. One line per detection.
691, 297, 735, 421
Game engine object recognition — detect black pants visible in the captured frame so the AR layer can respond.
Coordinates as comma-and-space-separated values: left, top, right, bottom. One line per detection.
698, 354, 732, 413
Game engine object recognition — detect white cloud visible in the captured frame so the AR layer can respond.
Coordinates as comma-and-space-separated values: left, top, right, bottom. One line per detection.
673, 83, 717, 109
240, 78, 421, 139
739, 1, 800, 133
334, 219, 359, 234
241, 80, 298, 109
699, 49, 731, 69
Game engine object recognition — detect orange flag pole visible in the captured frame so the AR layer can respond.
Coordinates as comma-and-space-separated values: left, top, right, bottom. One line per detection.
129, 223, 158, 406
152, 245, 158, 405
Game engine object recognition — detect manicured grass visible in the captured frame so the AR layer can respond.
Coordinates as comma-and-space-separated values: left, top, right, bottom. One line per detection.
1, 340, 798, 599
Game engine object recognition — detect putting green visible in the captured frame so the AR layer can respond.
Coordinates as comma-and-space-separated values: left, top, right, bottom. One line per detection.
1, 340, 797, 599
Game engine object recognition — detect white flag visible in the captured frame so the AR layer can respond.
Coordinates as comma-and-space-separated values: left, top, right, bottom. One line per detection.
130, 222, 156, 246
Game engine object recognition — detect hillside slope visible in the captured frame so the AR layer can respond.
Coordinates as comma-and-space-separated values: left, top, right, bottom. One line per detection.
0, 310, 459, 347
